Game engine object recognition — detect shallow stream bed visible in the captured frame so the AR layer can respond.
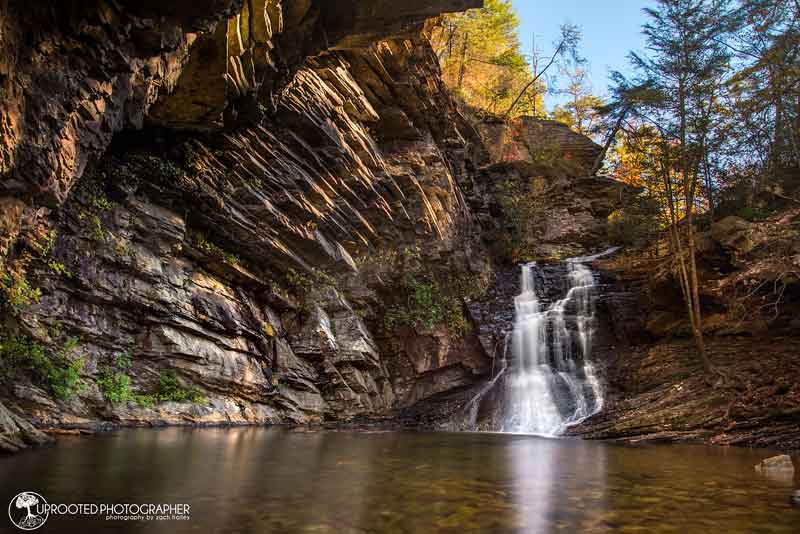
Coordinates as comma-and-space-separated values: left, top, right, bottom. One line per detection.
1, 428, 798, 533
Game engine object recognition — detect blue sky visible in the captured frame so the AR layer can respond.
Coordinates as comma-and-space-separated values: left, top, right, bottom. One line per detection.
510, 0, 655, 107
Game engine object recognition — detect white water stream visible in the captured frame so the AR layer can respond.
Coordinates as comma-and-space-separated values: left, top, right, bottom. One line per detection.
502, 249, 616, 435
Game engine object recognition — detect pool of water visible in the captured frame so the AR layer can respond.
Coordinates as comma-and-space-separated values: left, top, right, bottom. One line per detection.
1, 428, 798, 533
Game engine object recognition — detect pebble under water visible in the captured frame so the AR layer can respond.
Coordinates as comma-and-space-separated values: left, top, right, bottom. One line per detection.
1, 428, 798, 533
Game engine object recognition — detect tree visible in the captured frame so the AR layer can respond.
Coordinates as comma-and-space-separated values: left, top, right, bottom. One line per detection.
626, 0, 735, 372
725, 0, 800, 200
591, 75, 658, 175
525, 35, 551, 116
432, 0, 541, 116
503, 24, 583, 118
551, 66, 604, 136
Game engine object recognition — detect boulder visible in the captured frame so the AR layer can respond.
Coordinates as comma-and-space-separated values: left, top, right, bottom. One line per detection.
0, 401, 53, 453
754, 454, 795, 474
710, 216, 758, 254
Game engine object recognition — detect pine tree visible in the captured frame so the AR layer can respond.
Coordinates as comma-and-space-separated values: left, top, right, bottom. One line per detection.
630, 0, 735, 373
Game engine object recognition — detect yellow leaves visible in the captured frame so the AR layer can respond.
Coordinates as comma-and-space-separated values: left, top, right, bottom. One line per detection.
261, 322, 275, 337
431, 0, 540, 116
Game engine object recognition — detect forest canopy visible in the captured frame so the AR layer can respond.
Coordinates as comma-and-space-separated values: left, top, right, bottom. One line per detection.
431, 0, 545, 117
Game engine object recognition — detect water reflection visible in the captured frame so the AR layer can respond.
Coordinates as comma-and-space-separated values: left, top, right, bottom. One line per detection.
509, 437, 608, 532
0, 428, 797, 533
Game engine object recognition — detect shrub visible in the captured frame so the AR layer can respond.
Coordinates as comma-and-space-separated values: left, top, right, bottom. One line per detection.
284, 267, 336, 293
96, 350, 137, 403
156, 371, 206, 404
384, 275, 479, 335
738, 206, 771, 222
77, 181, 113, 242
0, 230, 71, 316
133, 394, 156, 408
50, 356, 86, 401
96, 352, 205, 406
97, 370, 134, 403
0, 334, 86, 400
194, 232, 240, 266
0, 271, 42, 315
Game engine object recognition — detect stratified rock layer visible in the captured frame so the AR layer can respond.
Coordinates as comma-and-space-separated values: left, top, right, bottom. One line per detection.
0, 0, 496, 441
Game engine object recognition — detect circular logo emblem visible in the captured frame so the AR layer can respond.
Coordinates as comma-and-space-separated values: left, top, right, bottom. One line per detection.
8, 492, 48, 531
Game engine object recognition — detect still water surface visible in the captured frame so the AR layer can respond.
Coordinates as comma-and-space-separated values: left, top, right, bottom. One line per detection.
1, 428, 798, 533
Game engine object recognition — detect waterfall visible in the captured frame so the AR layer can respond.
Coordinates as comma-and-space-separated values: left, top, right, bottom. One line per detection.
454, 333, 510, 431
502, 249, 615, 436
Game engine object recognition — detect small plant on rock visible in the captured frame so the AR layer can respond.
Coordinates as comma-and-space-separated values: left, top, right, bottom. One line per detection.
0, 333, 86, 401
384, 275, 475, 335
96, 351, 136, 403
194, 232, 240, 266
156, 371, 207, 404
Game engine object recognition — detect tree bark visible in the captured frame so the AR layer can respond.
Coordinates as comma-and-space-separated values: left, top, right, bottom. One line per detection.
678, 71, 709, 371
457, 32, 469, 91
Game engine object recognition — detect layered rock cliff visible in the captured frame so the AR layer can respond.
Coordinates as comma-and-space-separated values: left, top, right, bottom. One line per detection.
0, 0, 496, 450
0, 0, 640, 452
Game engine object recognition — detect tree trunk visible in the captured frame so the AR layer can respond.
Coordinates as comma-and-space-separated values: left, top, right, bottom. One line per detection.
686, 209, 710, 371
703, 152, 715, 220
591, 104, 630, 175
457, 32, 469, 91
678, 74, 709, 371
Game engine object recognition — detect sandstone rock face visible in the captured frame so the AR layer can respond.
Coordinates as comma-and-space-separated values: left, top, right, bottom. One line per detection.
467, 116, 639, 262
0, 1, 222, 208
478, 117, 603, 173
0, 401, 52, 453
0, 0, 499, 445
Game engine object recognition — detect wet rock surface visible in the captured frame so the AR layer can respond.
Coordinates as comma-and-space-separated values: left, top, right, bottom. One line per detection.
399, 259, 622, 431
0, 400, 52, 453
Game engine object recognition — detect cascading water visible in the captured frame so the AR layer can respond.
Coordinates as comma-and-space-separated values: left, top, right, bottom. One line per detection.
502, 249, 615, 436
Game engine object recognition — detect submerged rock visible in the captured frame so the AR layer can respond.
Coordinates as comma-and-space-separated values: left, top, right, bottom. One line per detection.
755, 455, 795, 474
